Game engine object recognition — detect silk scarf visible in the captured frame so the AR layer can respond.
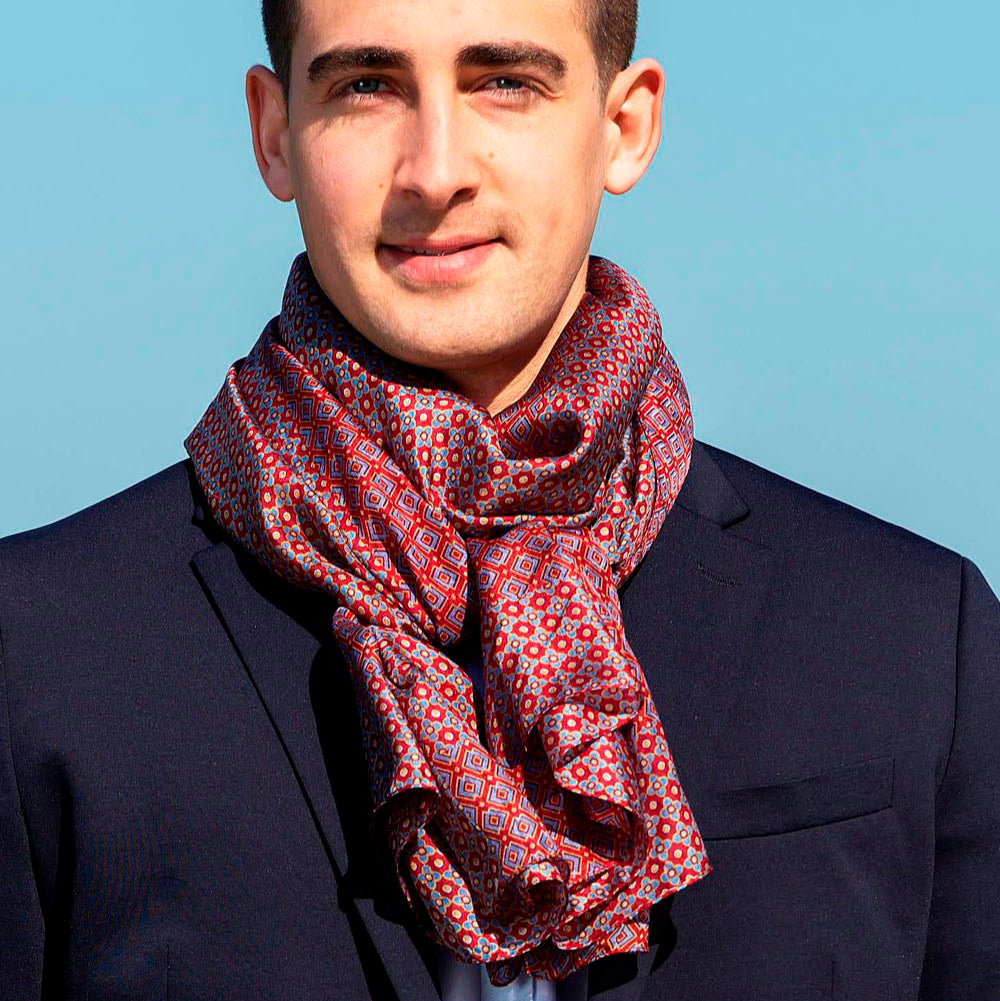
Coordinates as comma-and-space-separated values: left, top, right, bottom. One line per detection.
184, 252, 710, 984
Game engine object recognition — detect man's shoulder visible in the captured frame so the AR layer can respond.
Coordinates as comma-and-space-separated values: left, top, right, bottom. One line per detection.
0, 440, 977, 613
0, 442, 970, 576
0, 459, 208, 599
693, 438, 966, 581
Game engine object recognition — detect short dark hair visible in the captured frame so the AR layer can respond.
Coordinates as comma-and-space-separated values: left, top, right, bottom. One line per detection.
261, 0, 638, 102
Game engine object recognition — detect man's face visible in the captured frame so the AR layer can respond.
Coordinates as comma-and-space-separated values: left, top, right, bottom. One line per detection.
280, 0, 614, 390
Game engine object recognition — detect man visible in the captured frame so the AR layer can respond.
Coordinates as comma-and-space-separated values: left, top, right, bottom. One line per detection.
1, 1, 997, 999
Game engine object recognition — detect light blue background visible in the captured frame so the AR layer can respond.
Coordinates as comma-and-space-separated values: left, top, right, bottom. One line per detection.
2, 2, 997, 589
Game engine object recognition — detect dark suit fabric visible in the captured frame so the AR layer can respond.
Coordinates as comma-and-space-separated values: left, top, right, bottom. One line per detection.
0, 440, 997, 1000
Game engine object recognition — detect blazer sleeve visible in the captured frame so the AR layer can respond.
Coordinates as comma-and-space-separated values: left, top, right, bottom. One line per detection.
0, 621, 45, 999
918, 557, 1000, 999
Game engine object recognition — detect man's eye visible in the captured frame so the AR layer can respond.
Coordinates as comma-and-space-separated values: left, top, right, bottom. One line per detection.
348, 78, 384, 96
484, 77, 538, 101
332, 78, 388, 103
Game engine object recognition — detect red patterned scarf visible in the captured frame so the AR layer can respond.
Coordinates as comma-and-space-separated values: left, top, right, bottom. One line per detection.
184, 253, 710, 984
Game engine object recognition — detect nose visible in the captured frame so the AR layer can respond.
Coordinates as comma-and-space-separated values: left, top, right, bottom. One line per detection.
394, 91, 482, 211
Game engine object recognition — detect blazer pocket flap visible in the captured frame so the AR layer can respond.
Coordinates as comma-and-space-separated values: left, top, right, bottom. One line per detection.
694, 755, 895, 840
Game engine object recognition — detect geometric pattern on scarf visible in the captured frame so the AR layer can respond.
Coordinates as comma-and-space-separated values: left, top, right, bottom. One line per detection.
184, 253, 711, 984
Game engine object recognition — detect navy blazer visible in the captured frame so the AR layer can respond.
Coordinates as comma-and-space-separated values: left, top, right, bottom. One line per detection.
1, 440, 997, 1000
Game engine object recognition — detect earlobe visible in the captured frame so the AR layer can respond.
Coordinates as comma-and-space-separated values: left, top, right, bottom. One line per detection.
246, 64, 295, 203
603, 58, 666, 197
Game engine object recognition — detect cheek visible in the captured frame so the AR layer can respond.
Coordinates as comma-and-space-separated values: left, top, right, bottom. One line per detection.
498, 129, 603, 243
293, 134, 385, 235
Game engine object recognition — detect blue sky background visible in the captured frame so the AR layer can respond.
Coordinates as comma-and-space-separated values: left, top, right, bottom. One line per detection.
1, 2, 997, 589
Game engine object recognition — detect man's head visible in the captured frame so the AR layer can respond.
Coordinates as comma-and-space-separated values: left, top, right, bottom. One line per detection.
247, 0, 664, 412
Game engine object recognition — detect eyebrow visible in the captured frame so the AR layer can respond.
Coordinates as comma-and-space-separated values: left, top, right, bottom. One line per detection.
307, 45, 413, 84
306, 41, 568, 87
455, 42, 568, 81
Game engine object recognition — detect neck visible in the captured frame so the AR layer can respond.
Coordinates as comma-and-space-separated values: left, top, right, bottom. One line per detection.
439, 263, 590, 416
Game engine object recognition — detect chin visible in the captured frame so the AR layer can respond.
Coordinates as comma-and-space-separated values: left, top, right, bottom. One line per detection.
380, 337, 508, 374
366, 311, 516, 367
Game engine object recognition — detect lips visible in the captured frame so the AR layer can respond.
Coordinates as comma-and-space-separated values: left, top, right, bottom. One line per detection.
378, 237, 502, 283
384, 237, 500, 256
405, 246, 470, 256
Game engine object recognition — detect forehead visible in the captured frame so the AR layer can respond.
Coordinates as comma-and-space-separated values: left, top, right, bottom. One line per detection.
293, 0, 591, 66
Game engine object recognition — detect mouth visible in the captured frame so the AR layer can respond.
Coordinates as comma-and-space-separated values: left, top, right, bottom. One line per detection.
377, 236, 503, 283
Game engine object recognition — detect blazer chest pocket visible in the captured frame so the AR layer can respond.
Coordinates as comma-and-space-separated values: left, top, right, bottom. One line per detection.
692, 755, 895, 841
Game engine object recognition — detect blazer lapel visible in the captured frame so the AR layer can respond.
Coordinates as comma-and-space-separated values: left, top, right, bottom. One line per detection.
622, 441, 779, 794
188, 518, 441, 1000
188, 539, 350, 873
184, 439, 775, 1000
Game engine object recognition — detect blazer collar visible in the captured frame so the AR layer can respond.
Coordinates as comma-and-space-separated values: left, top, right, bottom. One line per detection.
186, 438, 770, 1000
675, 440, 750, 528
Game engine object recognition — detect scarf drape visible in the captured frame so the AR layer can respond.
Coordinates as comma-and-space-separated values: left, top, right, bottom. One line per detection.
184, 253, 710, 984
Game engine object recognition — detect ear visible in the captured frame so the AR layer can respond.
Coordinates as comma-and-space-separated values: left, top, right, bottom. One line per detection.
602, 58, 666, 196
246, 64, 295, 202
